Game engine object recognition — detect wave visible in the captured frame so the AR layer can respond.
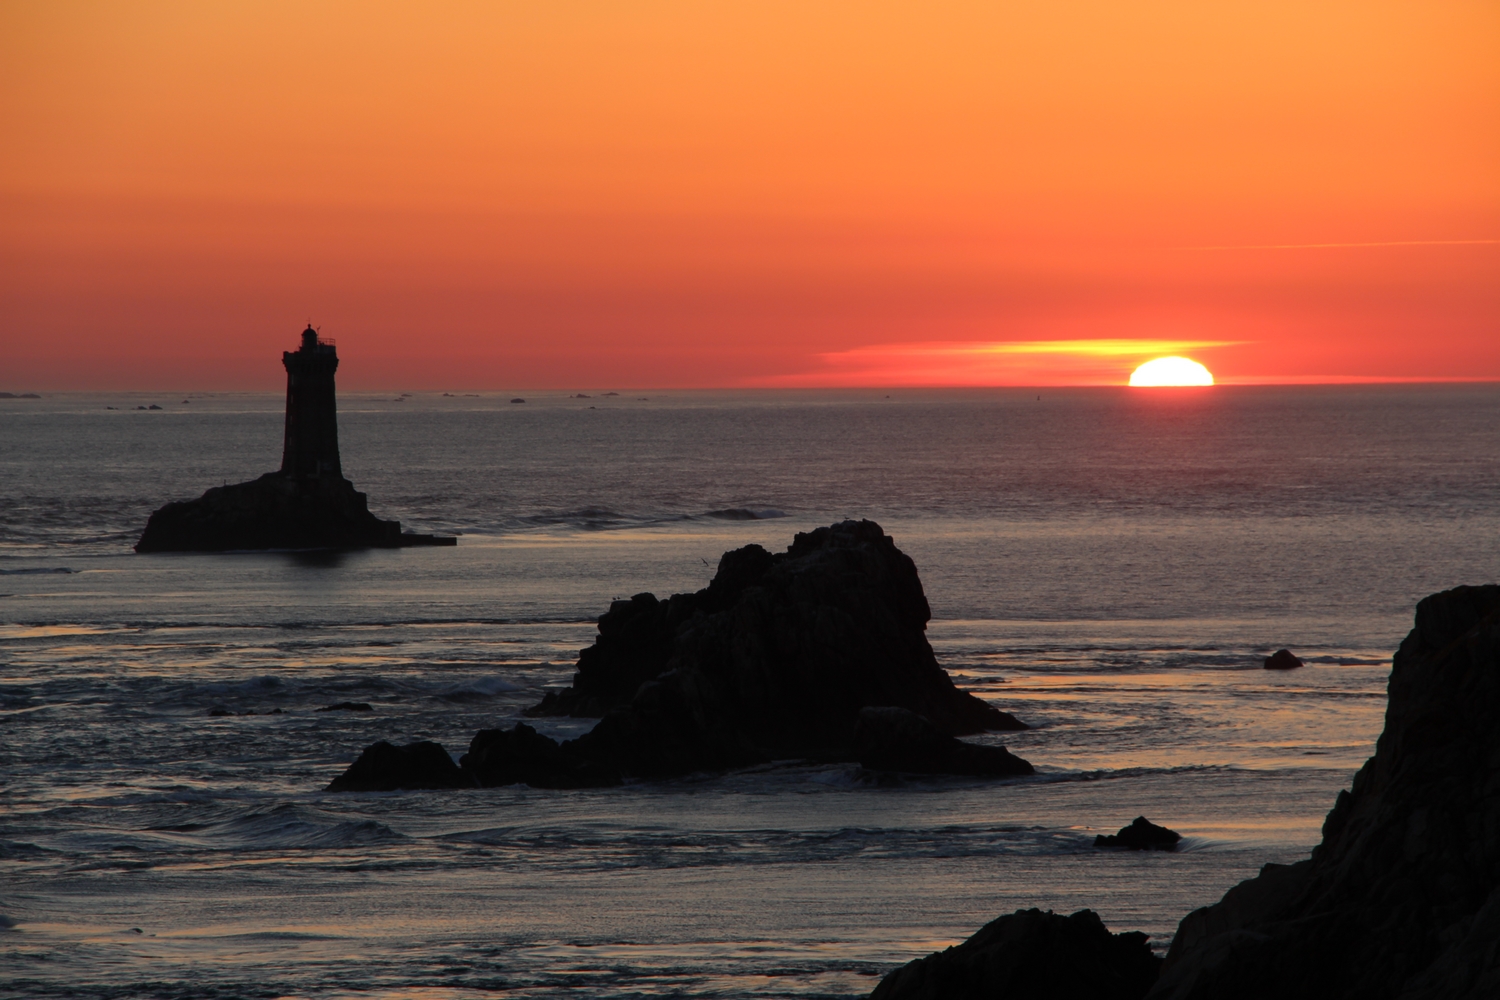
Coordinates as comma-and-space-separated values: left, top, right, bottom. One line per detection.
436, 821, 1104, 868
0, 839, 55, 859
703, 508, 788, 521
208, 803, 408, 850
0, 567, 76, 575
436, 674, 525, 702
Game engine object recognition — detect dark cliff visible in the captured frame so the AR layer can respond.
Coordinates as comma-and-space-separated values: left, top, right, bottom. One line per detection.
870, 584, 1500, 1000
1148, 584, 1500, 999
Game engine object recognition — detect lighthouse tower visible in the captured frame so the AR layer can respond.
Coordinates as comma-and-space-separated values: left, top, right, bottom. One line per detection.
280, 325, 343, 478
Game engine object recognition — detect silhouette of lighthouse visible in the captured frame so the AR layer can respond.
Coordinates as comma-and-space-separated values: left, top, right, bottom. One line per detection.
280, 325, 342, 478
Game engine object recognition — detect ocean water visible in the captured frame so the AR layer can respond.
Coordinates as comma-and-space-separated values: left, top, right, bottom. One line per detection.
2, 385, 1498, 999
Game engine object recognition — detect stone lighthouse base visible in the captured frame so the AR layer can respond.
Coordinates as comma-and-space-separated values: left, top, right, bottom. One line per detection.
135, 473, 456, 552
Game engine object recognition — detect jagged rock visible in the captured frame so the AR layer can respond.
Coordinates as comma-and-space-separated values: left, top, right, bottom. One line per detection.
324, 740, 475, 791
329, 520, 1030, 791
1095, 816, 1182, 851
529, 591, 682, 717
855, 706, 1033, 777
1149, 584, 1500, 1000
530, 520, 1028, 778
1263, 648, 1303, 670
870, 908, 1162, 1000
459, 723, 621, 788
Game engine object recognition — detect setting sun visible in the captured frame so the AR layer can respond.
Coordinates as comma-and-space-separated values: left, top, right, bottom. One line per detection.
1129, 357, 1215, 387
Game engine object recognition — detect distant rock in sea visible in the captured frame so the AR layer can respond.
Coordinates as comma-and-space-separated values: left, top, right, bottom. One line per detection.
1263, 648, 1303, 670
872, 584, 1500, 1000
135, 326, 455, 552
1094, 816, 1181, 851
328, 520, 1030, 790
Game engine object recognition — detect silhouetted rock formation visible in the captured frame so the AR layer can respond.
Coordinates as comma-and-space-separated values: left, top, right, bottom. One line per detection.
867, 584, 1500, 1000
135, 326, 455, 552
1149, 584, 1500, 999
137, 472, 411, 552
460, 723, 622, 788
855, 706, 1033, 777
327, 520, 1030, 790
325, 740, 475, 791
1263, 648, 1303, 670
532, 520, 1022, 730
870, 908, 1162, 1000
1095, 816, 1182, 851
532, 520, 1027, 775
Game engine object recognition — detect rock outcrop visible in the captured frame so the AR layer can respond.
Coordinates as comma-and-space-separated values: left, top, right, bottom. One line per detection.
1149, 584, 1500, 999
870, 908, 1162, 1000
135, 473, 447, 552
459, 723, 622, 789
325, 740, 475, 791
855, 706, 1033, 777
328, 520, 1030, 790
869, 584, 1500, 1000
532, 519, 1026, 777
1095, 816, 1182, 851
1263, 648, 1303, 670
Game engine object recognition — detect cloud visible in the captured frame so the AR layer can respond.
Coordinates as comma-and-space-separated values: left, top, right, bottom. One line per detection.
759, 338, 1242, 387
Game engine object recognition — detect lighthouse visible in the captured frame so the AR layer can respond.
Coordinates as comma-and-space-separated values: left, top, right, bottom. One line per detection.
134, 324, 454, 551
280, 325, 342, 478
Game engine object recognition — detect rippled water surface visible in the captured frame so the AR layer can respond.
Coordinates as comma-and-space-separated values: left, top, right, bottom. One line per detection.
3, 386, 1498, 998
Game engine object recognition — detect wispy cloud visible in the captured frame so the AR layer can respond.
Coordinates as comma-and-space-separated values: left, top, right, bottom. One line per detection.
1190, 239, 1500, 250
759, 339, 1242, 387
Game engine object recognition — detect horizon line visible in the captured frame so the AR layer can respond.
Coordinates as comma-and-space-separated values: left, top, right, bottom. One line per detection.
8, 377, 1499, 394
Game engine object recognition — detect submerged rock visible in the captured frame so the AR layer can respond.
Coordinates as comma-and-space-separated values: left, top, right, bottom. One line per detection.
1150, 584, 1500, 999
1095, 816, 1182, 851
854, 706, 1033, 777
870, 908, 1162, 1000
1263, 648, 1303, 670
325, 740, 475, 791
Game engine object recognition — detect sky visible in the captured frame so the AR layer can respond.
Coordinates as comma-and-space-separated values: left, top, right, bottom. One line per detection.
2, 1, 1496, 390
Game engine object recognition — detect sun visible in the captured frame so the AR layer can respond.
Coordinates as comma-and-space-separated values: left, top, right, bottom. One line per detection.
1129, 356, 1214, 387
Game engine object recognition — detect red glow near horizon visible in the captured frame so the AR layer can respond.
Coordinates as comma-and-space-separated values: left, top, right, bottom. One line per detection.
1, 2, 1496, 390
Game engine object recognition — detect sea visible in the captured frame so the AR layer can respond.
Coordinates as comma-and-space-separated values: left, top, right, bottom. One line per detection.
3, 385, 1498, 999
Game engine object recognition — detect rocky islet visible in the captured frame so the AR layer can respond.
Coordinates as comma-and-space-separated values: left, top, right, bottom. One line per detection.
327, 519, 1032, 790
135, 326, 454, 552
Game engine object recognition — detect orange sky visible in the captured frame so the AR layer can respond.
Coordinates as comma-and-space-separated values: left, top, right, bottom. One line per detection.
2, 1, 1496, 389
